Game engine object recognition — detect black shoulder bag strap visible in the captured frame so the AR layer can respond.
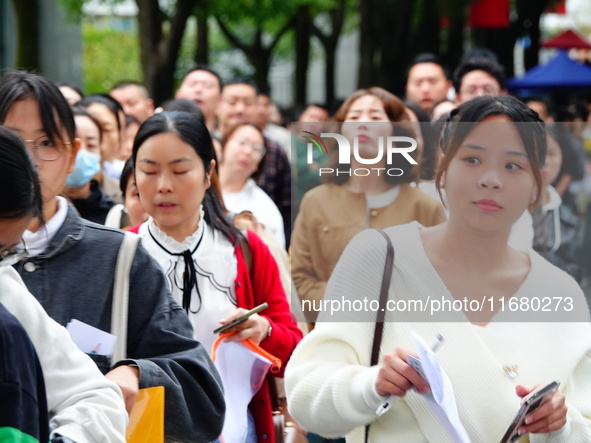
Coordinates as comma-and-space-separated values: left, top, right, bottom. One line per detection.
364, 229, 395, 443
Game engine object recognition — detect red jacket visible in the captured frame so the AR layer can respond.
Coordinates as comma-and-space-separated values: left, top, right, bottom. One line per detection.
234, 230, 302, 442
129, 225, 302, 441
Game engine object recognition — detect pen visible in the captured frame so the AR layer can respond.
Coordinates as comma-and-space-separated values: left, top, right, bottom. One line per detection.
376, 333, 443, 416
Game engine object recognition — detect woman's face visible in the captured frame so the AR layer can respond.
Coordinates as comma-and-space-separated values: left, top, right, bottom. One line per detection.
3, 97, 77, 211
342, 95, 392, 160
443, 115, 536, 232
135, 132, 213, 239
124, 176, 148, 227
74, 115, 101, 155
222, 125, 265, 178
86, 103, 120, 163
121, 121, 140, 162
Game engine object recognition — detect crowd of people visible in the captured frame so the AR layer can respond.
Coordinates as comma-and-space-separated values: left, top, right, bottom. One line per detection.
0, 47, 591, 443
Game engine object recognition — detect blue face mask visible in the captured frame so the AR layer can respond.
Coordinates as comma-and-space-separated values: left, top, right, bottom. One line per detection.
65, 149, 101, 188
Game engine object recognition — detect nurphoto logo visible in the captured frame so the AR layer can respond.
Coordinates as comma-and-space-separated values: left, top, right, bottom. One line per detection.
303, 127, 418, 177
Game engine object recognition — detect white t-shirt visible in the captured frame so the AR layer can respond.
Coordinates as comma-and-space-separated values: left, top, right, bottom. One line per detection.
223, 178, 286, 249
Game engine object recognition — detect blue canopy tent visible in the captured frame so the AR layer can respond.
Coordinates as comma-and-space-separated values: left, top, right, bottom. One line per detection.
507, 50, 591, 94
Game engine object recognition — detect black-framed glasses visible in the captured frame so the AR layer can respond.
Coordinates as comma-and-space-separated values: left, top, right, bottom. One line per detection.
23, 135, 70, 161
0, 242, 29, 268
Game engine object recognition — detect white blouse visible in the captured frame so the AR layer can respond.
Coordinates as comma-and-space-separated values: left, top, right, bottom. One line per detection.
138, 207, 238, 352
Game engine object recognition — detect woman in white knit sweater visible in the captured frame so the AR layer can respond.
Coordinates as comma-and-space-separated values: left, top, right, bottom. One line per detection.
285, 96, 591, 443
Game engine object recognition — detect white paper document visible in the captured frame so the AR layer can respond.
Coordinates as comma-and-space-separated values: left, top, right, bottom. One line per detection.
66, 319, 117, 356
412, 332, 472, 443
213, 340, 274, 443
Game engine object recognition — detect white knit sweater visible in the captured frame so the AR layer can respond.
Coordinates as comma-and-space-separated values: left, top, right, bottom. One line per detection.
285, 223, 591, 443
0, 267, 127, 442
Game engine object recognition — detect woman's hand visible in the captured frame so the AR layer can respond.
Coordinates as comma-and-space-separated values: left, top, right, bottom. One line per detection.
375, 347, 430, 397
106, 365, 140, 414
218, 308, 271, 345
515, 384, 568, 436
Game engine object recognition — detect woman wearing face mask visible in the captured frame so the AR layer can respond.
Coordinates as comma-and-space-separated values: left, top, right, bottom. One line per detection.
78, 94, 126, 203
0, 126, 127, 442
290, 87, 446, 324
63, 106, 116, 225
0, 70, 225, 442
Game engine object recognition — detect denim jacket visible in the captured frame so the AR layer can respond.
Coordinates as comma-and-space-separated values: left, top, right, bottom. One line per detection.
14, 204, 225, 442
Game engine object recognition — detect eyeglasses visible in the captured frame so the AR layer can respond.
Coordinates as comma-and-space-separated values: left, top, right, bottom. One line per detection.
23, 135, 70, 161
237, 138, 266, 158
0, 242, 29, 268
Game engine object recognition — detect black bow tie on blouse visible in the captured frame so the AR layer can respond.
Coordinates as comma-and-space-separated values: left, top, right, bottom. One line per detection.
180, 249, 198, 312
148, 225, 204, 313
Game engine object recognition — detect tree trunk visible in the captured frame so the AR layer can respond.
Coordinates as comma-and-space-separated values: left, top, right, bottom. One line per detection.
522, 14, 541, 70
250, 48, 272, 91
12, 0, 40, 70
443, 14, 465, 77
325, 40, 337, 109
413, 0, 441, 55
518, 0, 550, 71
136, 0, 194, 105
294, 5, 311, 106
135, 0, 162, 97
195, 0, 209, 65
358, 0, 375, 88
312, 0, 345, 110
216, 16, 293, 93
379, 0, 415, 97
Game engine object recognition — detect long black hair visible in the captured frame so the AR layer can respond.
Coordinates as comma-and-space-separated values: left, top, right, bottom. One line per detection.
0, 70, 76, 145
436, 95, 547, 207
132, 111, 243, 244
0, 126, 43, 220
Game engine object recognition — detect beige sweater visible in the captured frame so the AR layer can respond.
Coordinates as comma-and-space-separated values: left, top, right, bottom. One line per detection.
291, 183, 445, 321
285, 224, 591, 443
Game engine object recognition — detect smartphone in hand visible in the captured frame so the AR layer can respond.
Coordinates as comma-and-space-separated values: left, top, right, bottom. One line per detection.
500, 380, 560, 443
213, 302, 269, 334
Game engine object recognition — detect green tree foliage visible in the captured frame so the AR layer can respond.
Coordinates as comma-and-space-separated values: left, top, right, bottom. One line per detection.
82, 21, 142, 93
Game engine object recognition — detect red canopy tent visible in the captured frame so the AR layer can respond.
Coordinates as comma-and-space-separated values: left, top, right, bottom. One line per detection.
541, 29, 591, 50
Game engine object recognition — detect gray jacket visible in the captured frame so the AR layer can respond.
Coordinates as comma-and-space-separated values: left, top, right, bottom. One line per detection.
14, 204, 225, 442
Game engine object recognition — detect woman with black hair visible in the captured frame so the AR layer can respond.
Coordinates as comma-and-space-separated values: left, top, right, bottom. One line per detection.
104, 157, 149, 230
0, 70, 225, 442
63, 106, 116, 224
0, 126, 127, 442
130, 110, 302, 442
286, 96, 591, 442
79, 94, 127, 202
